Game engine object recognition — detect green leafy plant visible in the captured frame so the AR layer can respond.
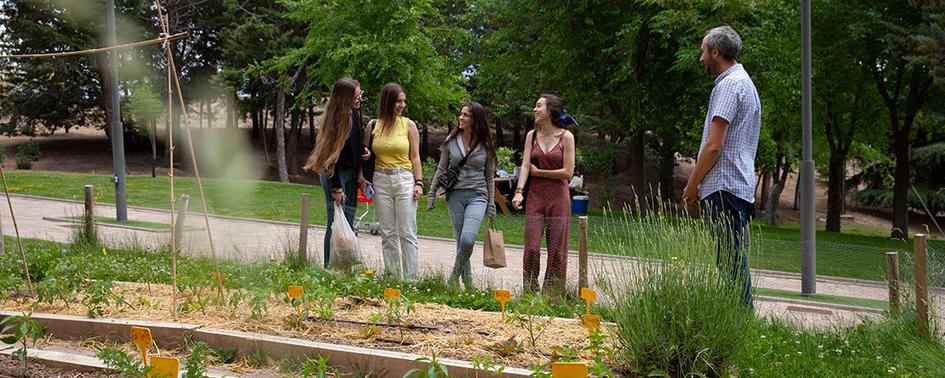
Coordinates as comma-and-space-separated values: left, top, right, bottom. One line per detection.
183, 341, 212, 378
14, 140, 39, 170
472, 355, 505, 377
81, 279, 133, 318
297, 355, 339, 378
527, 362, 551, 378
98, 346, 151, 377
245, 345, 270, 368
383, 295, 416, 342
495, 147, 517, 173
1, 312, 43, 374
404, 352, 449, 378
506, 294, 553, 351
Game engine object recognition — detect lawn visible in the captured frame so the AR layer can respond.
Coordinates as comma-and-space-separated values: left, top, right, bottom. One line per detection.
5, 171, 942, 281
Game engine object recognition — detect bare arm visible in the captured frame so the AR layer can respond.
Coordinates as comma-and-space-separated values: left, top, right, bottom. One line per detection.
683, 116, 730, 203
530, 131, 575, 180
511, 131, 535, 209
408, 120, 424, 199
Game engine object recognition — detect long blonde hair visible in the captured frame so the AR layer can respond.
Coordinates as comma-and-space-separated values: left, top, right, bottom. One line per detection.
303, 78, 359, 175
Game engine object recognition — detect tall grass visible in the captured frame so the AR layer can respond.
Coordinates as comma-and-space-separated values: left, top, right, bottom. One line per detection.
595, 205, 756, 376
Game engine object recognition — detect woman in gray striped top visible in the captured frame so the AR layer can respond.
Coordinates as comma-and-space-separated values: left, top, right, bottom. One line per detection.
427, 102, 497, 289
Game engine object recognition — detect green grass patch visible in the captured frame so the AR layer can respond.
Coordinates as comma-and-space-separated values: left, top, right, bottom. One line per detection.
62, 216, 171, 230
754, 287, 889, 310
6, 171, 944, 282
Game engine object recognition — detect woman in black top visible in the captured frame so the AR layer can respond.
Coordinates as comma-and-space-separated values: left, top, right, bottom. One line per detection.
303, 78, 370, 268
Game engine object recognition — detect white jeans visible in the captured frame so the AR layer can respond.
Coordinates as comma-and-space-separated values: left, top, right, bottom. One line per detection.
373, 169, 419, 282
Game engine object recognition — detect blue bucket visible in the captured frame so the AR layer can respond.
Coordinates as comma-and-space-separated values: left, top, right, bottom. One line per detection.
571, 195, 589, 215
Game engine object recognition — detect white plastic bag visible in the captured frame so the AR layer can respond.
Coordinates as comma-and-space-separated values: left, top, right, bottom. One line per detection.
329, 204, 361, 268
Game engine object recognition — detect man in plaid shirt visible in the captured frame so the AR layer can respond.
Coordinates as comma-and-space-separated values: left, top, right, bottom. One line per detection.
683, 25, 761, 305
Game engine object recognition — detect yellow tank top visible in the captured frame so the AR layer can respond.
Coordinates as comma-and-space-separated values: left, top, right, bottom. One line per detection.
372, 116, 412, 170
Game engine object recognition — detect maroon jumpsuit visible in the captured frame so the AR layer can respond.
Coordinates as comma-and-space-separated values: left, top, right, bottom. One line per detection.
523, 134, 570, 293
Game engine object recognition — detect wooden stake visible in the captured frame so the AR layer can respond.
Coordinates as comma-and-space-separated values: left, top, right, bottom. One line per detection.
299, 193, 310, 266
885, 252, 899, 313
84, 185, 96, 242
578, 216, 589, 294
914, 234, 929, 338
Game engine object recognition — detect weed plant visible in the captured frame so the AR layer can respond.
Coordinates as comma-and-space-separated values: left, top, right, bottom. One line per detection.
595, 205, 756, 376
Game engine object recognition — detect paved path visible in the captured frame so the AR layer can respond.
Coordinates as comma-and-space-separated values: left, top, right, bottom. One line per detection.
5, 194, 943, 331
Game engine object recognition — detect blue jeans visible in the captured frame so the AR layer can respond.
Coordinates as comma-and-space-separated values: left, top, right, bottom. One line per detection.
320, 168, 358, 268
446, 189, 488, 288
701, 190, 753, 306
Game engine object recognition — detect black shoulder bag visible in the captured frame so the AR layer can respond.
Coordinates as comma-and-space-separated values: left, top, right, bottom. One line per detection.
436, 147, 472, 191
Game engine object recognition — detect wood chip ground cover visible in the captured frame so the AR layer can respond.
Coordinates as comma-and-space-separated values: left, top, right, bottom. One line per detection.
0, 282, 614, 371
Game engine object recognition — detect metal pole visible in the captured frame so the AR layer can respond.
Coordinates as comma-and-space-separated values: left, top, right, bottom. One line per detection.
106, 0, 128, 221
799, 0, 816, 296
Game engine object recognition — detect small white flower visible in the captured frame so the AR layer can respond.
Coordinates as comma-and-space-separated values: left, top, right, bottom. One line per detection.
748, 368, 755, 375
817, 344, 823, 349
796, 351, 802, 355
835, 349, 843, 355
760, 335, 767, 339
818, 353, 824, 359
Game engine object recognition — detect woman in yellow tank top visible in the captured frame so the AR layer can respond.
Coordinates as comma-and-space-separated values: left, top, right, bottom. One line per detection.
363, 83, 423, 282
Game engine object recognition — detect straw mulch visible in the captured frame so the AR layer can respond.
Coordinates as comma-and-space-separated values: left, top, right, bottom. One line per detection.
0, 281, 611, 369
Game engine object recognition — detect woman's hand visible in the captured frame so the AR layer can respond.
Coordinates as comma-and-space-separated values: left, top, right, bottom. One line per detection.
426, 193, 436, 212
512, 192, 524, 210
331, 190, 345, 204
413, 184, 423, 201
529, 164, 541, 177
362, 147, 372, 161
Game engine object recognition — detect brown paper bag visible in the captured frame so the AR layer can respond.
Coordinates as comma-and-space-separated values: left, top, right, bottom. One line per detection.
483, 225, 506, 269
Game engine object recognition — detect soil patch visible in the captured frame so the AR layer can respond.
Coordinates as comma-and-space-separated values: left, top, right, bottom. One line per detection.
0, 354, 109, 378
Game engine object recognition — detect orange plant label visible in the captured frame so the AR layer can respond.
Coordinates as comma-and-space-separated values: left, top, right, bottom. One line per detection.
580, 288, 597, 302
130, 326, 152, 349
384, 288, 401, 299
149, 356, 180, 378
493, 289, 511, 302
551, 361, 588, 378
581, 314, 601, 330
287, 285, 304, 299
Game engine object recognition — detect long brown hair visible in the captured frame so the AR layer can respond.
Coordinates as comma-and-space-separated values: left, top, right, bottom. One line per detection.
540, 93, 565, 129
444, 102, 497, 165
303, 78, 359, 175
377, 83, 404, 135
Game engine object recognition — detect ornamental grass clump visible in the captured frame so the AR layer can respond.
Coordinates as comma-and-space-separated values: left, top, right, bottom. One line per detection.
596, 205, 756, 377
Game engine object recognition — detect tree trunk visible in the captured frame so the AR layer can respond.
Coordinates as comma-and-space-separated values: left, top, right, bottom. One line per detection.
226, 94, 235, 129
759, 171, 771, 212
628, 129, 647, 210
421, 122, 429, 160
308, 106, 316, 147
251, 110, 260, 138
657, 142, 675, 202
274, 90, 288, 182
287, 109, 300, 176
495, 117, 505, 147
765, 161, 791, 226
826, 153, 846, 232
261, 105, 271, 165
891, 128, 910, 239
150, 119, 157, 178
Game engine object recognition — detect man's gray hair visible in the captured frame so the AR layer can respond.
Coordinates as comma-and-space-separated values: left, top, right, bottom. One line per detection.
705, 26, 742, 60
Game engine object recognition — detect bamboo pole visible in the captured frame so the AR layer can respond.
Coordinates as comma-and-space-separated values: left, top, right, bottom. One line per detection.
578, 216, 589, 293
0, 162, 33, 294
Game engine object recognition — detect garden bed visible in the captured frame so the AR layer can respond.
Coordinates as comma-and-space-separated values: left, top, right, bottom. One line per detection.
0, 281, 612, 373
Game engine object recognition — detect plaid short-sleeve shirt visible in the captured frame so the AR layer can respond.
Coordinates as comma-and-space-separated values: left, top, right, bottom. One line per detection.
698, 64, 762, 203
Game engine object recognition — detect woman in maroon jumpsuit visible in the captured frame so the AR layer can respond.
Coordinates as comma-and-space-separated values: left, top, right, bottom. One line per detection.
511, 94, 577, 294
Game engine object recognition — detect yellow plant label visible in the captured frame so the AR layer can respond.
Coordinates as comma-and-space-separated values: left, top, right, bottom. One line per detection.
551, 361, 588, 378
384, 288, 401, 299
130, 326, 152, 349
580, 288, 597, 302
581, 314, 601, 330
493, 289, 511, 302
149, 356, 180, 378
288, 285, 304, 299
